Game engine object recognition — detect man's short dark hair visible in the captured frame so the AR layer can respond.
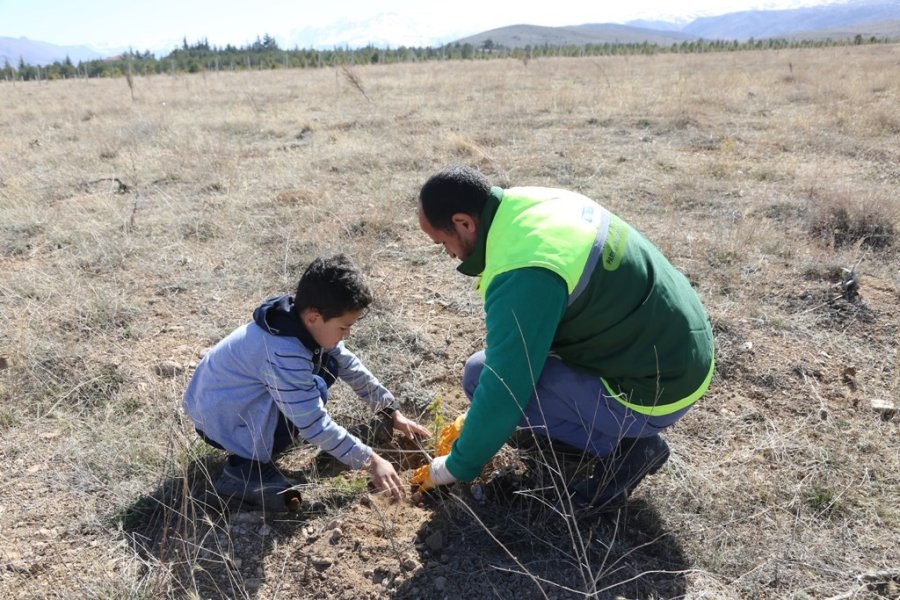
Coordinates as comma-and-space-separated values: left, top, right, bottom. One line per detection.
294, 254, 373, 320
419, 164, 491, 231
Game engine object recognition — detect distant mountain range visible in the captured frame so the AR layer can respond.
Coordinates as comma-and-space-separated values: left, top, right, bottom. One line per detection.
458, 0, 900, 48
679, 0, 900, 40
0, 37, 104, 67
455, 24, 696, 49
4, 0, 900, 66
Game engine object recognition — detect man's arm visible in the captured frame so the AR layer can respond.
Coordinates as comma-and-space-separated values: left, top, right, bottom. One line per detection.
444, 267, 568, 481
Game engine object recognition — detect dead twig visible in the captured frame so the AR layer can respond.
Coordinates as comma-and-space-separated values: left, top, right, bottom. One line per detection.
85, 177, 131, 194
368, 494, 405, 568
341, 65, 372, 103
449, 491, 551, 600
824, 568, 900, 600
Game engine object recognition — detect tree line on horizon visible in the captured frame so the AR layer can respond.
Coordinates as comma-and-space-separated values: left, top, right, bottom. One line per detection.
2, 32, 893, 82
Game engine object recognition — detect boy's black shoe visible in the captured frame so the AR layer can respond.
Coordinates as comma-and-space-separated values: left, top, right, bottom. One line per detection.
213, 456, 302, 512
571, 434, 670, 510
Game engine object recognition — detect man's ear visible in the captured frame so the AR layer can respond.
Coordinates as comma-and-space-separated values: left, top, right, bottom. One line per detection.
451, 213, 478, 233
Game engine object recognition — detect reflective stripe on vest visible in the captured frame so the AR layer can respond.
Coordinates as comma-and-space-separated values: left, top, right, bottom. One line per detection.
601, 357, 715, 416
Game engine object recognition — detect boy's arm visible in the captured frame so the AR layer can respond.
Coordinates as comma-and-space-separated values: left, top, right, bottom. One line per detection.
332, 343, 431, 442
265, 345, 372, 469
331, 343, 399, 414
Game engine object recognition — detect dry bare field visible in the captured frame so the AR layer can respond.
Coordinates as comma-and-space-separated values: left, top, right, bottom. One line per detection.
1, 45, 898, 599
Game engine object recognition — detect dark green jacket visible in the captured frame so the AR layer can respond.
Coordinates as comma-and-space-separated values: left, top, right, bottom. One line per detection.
445, 187, 714, 481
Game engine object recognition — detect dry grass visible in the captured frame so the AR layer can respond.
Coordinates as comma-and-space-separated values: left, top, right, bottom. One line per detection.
1, 45, 898, 599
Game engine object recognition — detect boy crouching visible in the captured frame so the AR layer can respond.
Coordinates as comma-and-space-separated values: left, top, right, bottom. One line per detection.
182, 254, 429, 510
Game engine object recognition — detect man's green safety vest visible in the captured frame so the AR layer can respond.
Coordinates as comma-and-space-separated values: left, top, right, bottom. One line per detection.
478, 187, 714, 416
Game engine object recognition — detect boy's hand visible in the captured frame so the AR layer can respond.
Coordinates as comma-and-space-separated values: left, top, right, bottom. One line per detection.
392, 410, 432, 441
367, 453, 405, 501
410, 455, 457, 492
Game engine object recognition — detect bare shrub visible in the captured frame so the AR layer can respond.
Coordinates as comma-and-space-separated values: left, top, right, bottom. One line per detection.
807, 187, 896, 249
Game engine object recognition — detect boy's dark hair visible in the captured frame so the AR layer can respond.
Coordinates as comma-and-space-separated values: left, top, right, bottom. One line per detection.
419, 164, 492, 231
294, 254, 373, 320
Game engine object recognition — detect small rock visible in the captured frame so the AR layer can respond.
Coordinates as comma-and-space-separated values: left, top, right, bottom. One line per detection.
434, 576, 447, 591
330, 528, 343, 544
258, 524, 271, 536
0, 356, 8, 369
402, 557, 419, 571
153, 360, 183, 378
326, 519, 341, 530
310, 556, 333, 568
232, 558, 242, 569
841, 366, 857, 383
470, 484, 485, 502
244, 578, 261, 591
870, 397, 897, 419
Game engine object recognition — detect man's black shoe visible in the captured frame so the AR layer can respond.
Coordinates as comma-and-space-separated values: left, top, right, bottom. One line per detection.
571, 434, 670, 510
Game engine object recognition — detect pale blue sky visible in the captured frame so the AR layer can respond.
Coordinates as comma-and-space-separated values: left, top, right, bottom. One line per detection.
0, 0, 830, 52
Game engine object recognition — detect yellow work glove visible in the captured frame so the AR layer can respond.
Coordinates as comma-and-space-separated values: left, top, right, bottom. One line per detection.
411, 456, 457, 492
410, 463, 434, 491
411, 413, 466, 492
435, 413, 466, 457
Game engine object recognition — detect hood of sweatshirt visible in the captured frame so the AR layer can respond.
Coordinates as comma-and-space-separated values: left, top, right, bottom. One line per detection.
252, 295, 320, 353
252, 295, 339, 386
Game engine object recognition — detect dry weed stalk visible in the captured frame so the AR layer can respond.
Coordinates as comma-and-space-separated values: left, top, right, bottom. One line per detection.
125, 63, 135, 102
341, 64, 372, 102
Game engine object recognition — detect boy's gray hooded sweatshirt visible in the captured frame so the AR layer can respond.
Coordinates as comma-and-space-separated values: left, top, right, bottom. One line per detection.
182, 295, 396, 468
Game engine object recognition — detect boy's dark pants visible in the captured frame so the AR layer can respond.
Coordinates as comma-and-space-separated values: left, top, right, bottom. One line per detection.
197, 410, 300, 468
197, 374, 329, 468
